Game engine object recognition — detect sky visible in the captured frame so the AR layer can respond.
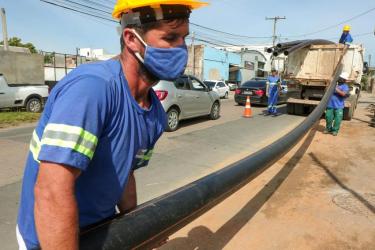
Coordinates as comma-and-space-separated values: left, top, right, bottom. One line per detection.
1, 0, 374, 65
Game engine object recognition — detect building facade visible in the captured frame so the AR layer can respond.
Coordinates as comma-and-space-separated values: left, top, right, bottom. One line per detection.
186, 44, 277, 84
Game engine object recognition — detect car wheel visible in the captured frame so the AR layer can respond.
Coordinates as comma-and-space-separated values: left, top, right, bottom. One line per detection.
224, 92, 229, 99
209, 102, 220, 120
26, 98, 42, 113
166, 108, 179, 132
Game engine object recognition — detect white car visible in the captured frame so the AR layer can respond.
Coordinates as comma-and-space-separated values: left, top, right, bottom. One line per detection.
0, 75, 48, 112
153, 75, 221, 132
203, 80, 230, 99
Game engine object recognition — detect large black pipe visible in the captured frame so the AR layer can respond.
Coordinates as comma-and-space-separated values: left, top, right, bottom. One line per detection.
80, 50, 345, 250
266, 47, 273, 53
276, 40, 307, 49
283, 39, 335, 56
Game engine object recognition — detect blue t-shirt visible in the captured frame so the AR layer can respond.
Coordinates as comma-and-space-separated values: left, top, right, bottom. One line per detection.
327, 83, 349, 109
17, 59, 166, 249
267, 76, 280, 92
267, 76, 280, 86
339, 32, 353, 44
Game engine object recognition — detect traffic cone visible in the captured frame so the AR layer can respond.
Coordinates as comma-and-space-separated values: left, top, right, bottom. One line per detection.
243, 96, 252, 118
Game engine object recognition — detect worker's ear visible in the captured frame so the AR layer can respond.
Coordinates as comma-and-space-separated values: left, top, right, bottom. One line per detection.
123, 28, 143, 53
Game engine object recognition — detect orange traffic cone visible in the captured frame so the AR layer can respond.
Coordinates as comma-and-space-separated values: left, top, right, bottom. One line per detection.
243, 96, 252, 118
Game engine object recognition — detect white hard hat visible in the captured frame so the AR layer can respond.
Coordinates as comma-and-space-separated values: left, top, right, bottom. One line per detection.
339, 72, 349, 80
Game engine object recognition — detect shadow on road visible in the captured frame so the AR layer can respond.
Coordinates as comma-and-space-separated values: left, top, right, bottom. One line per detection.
309, 153, 375, 215
160, 125, 318, 250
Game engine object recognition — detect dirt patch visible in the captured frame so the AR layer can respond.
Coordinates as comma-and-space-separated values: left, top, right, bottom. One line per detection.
160, 96, 375, 250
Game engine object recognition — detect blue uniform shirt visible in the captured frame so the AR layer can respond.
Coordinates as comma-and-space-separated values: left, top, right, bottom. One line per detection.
267, 76, 280, 90
327, 83, 349, 109
17, 59, 166, 249
267, 76, 280, 84
339, 32, 353, 44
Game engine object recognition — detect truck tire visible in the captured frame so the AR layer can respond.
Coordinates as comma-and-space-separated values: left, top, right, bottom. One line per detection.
343, 95, 358, 121
287, 103, 295, 115
26, 98, 42, 113
343, 106, 354, 121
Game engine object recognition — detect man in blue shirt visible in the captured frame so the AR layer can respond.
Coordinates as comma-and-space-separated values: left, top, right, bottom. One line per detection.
17, 0, 208, 249
339, 25, 353, 45
324, 72, 350, 136
266, 69, 281, 115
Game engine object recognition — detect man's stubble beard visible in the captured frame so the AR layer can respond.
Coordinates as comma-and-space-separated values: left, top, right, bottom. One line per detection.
138, 63, 160, 86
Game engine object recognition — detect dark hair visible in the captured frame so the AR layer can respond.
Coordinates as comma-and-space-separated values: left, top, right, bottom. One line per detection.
120, 18, 188, 51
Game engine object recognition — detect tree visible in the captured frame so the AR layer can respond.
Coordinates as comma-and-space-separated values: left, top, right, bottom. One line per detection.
0, 37, 37, 53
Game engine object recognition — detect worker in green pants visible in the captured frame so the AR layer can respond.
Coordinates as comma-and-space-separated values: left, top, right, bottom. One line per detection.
324, 72, 350, 136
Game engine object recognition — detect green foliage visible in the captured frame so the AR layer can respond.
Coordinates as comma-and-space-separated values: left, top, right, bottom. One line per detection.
44, 52, 55, 64
0, 112, 40, 128
0, 37, 37, 53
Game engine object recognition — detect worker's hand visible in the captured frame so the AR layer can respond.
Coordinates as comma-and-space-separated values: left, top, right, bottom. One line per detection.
335, 87, 340, 93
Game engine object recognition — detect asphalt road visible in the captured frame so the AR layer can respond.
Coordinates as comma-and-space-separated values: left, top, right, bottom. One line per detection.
0, 94, 304, 249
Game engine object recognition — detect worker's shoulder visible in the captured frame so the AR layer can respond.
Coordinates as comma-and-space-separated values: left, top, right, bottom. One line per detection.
73, 59, 121, 83
51, 59, 121, 98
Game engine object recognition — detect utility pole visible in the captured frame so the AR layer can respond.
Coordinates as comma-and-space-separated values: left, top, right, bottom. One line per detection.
266, 16, 286, 47
1, 8, 9, 51
191, 32, 195, 76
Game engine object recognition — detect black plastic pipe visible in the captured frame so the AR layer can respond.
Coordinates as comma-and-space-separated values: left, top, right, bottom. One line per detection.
283, 39, 335, 56
79, 51, 345, 250
276, 40, 307, 49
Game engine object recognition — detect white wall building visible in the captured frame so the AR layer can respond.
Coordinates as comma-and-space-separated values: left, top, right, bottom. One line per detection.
79, 48, 116, 61
218, 45, 286, 73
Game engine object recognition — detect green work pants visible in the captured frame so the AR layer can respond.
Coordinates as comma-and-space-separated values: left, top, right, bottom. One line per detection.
325, 108, 343, 133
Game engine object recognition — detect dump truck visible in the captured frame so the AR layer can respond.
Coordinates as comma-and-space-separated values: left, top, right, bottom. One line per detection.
284, 43, 364, 120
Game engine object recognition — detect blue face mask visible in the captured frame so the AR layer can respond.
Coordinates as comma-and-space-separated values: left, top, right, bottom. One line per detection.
132, 30, 188, 81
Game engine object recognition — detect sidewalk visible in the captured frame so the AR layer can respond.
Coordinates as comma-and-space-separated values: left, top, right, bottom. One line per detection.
160, 94, 375, 250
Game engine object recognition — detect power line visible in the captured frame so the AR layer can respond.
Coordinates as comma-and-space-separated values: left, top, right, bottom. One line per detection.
286, 6, 375, 38
40, 0, 116, 22
60, 0, 111, 14
190, 22, 272, 39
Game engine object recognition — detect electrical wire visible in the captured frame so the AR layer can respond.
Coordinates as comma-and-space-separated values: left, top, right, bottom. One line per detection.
286, 6, 375, 38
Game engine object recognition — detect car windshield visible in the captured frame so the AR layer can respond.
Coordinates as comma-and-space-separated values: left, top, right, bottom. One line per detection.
241, 81, 266, 88
204, 81, 216, 87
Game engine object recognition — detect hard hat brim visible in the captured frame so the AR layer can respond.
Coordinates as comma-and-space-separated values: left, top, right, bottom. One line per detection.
113, 0, 208, 19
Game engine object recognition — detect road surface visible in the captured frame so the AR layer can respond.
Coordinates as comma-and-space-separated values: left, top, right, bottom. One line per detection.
0, 94, 304, 249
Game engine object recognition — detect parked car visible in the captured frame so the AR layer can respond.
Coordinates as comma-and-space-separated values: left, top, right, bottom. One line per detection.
226, 82, 238, 91
0, 74, 48, 112
250, 77, 267, 81
203, 80, 230, 99
234, 80, 288, 106
153, 75, 221, 132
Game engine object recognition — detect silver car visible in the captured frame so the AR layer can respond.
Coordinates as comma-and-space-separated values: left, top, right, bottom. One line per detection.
153, 75, 221, 132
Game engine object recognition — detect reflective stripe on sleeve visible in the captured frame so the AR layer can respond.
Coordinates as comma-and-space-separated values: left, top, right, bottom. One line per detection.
29, 130, 41, 163
41, 123, 98, 159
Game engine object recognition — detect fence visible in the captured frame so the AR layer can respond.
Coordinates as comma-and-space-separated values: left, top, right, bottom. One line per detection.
41, 51, 87, 87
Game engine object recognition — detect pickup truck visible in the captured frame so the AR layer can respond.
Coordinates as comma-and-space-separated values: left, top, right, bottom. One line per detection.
0, 74, 48, 112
